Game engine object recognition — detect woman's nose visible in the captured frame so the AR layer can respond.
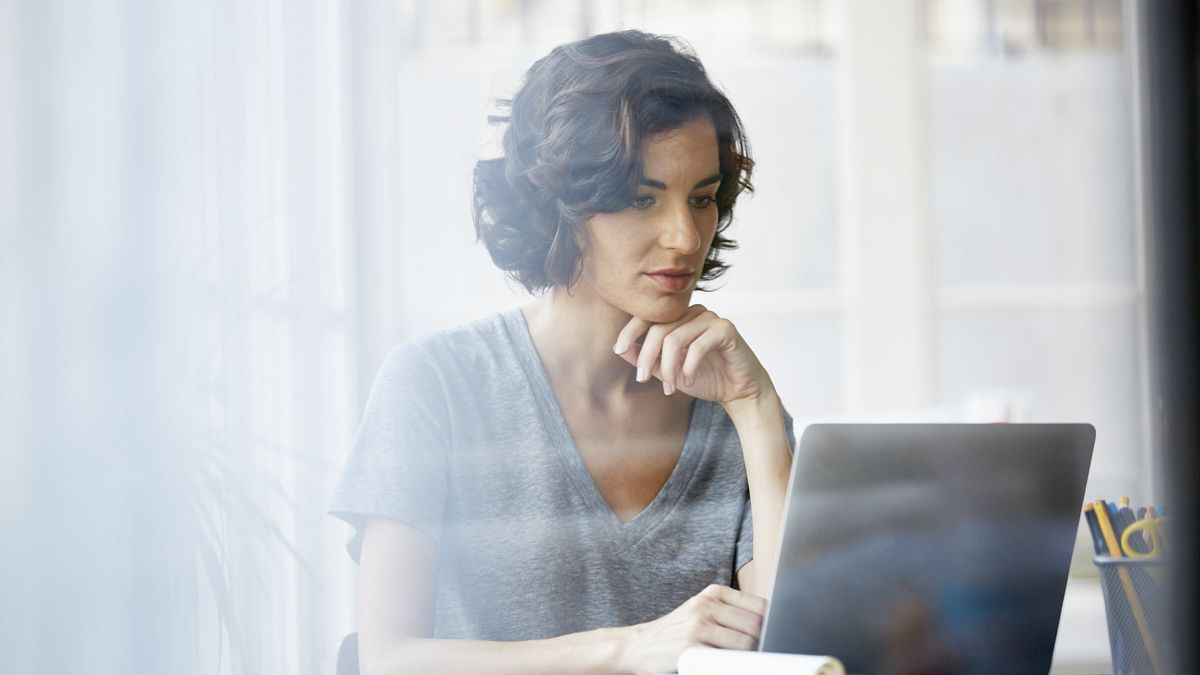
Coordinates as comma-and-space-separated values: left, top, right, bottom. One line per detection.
658, 201, 702, 254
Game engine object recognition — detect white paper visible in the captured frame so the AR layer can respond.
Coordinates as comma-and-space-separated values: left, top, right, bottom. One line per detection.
676, 647, 846, 675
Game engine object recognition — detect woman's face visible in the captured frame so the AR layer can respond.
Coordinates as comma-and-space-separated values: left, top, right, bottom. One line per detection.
577, 115, 722, 324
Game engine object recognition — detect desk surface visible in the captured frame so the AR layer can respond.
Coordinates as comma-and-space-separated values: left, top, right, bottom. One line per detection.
1049, 577, 1112, 675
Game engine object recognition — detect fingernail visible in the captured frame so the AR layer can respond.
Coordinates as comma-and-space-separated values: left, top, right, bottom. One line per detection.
663, 381, 673, 396
613, 340, 627, 354
637, 366, 647, 382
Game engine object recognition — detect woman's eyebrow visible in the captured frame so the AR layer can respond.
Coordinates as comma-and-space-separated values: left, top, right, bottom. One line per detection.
638, 173, 723, 190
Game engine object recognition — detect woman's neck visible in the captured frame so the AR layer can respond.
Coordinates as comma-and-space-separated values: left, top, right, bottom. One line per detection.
522, 286, 651, 408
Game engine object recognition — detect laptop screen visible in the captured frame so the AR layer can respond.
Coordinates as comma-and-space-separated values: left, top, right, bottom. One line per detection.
760, 423, 1094, 675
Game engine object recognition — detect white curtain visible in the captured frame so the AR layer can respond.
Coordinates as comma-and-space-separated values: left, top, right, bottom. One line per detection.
0, 1, 368, 672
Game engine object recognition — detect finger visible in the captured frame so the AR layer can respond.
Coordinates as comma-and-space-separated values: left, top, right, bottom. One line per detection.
636, 323, 672, 384
635, 306, 710, 385
658, 317, 714, 393
680, 328, 725, 387
694, 619, 760, 651
613, 306, 706, 359
616, 341, 639, 369
612, 316, 651, 356
699, 583, 768, 616
617, 344, 664, 386
696, 598, 764, 640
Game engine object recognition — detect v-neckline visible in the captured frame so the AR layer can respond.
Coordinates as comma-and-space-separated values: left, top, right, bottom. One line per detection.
503, 308, 711, 547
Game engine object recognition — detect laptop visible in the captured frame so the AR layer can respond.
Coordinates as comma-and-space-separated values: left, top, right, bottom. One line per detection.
759, 423, 1095, 675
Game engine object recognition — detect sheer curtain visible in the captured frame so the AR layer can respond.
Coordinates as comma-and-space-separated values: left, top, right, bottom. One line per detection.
1, 0, 369, 672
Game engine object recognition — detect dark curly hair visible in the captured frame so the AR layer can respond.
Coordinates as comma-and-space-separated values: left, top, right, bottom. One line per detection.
472, 29, 754, 294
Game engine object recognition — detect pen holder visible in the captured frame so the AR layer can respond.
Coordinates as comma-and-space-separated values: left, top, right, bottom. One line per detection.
1094, 557, 1170, 675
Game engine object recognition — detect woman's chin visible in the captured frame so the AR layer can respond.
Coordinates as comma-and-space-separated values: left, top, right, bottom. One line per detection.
632, 297, 694, 324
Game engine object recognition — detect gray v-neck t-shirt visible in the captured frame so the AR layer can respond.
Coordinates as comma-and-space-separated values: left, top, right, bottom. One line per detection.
329, 308, 795, 640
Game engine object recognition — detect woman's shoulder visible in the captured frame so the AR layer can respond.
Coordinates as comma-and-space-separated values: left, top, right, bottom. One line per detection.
400, 308, 518, 352
379, 308, 525, 378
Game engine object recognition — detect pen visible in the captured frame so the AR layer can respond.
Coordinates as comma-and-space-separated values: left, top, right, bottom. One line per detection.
1083, 503, 1106, 555
1117, 504, 1138, 550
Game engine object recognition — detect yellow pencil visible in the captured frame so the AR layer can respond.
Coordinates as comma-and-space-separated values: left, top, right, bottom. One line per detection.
1094, 500, 1162, 673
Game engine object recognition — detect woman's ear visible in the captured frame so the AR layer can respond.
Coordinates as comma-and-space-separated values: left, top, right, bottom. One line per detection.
543, 217, 586, 290
572, 219, 590, 254
561, 222, 588, 296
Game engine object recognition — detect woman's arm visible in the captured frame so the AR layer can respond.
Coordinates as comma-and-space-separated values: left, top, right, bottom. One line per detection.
358, 517, 622, 675
357, 518, 765, 675
613, 304, 795, 599
723, 389, 792, 598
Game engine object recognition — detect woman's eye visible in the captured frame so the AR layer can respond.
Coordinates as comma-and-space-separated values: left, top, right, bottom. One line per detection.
631, 195, 655, 209
691, 196, 716, 208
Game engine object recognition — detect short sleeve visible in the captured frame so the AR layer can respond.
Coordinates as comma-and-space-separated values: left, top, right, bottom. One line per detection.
734, 406, 797, 575
328, 343, 450, 562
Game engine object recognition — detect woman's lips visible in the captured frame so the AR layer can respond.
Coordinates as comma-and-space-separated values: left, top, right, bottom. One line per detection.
645, 272, 693, 292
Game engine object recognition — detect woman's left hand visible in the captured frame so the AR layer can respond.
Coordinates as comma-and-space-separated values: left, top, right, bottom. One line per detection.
612, 304, 774, 409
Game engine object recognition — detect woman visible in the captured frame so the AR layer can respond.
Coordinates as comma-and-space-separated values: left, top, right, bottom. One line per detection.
330, 30, 795, 674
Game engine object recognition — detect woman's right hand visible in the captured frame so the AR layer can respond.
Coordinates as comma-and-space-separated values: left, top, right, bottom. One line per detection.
617, 584, 766, 675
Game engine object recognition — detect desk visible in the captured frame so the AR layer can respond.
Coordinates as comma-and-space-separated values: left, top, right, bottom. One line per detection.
1049, 577, 1112, 674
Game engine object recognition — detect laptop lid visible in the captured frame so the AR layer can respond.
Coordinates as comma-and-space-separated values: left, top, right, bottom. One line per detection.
760, 423, 1095, 675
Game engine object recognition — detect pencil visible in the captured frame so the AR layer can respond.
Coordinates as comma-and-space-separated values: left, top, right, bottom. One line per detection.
1083, 503, 1106, 555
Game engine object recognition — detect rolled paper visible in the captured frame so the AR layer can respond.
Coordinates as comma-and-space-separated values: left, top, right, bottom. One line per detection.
677, 647, 845, 675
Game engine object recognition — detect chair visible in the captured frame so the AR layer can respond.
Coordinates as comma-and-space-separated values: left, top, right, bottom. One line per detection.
334, 632, 359, 675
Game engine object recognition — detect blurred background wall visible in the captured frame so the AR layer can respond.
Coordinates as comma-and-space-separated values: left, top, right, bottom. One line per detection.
0, 0, 1159, 673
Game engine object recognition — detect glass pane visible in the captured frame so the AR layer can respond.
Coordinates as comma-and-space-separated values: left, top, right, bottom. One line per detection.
717, 60, 839, 292
929, 54, 1136, 287
936, 306, 1144, 498
716, 312, 843, 418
